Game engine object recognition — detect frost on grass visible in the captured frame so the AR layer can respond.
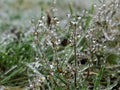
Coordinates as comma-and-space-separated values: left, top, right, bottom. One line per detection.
0, 0, 120, 90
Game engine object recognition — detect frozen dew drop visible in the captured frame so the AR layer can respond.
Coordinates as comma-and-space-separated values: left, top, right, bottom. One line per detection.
103, 46, 107, 49
70, 21, 78, 26
79, 26, 82, 30
65, 53, 68, 57
42, 16, 45, 20
35, 57, 39, 61
85, 34, 89, 38
102, 4, 106, 7
50, 64, 54, 69
29, 83, 33, 88
77, 35, 81, 38
38, 20, 44, 27
67, 14, 71, 18
77, 15, 81, 20
93, 4, 97, 8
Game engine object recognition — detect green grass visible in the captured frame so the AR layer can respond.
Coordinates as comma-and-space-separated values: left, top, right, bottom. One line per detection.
0, 0, 120, 90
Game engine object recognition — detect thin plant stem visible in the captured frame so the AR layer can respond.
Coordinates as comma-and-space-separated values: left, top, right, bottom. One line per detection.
73, 24, 77, 87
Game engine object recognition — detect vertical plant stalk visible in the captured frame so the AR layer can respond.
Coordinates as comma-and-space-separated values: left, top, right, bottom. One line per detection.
51, 37, 59, 70
33, 29, 38, 90
32, 25, 40, 90
73, 24, 77, 87
54, 47, 59, 69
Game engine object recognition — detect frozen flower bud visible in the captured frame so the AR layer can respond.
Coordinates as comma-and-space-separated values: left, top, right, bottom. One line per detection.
52, 17, 59, 25
39, 76, 45, 83
70, 21, 78, 26
33, 31, 38, 37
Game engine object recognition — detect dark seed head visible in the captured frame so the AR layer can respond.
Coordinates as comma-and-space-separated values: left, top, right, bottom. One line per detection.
46, 11, 51, 27
60, 38, 70, 47
80, 58, 88, 65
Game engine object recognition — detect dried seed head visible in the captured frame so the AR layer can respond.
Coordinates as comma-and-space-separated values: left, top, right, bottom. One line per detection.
57, 68, 63, 73
80, 58, 88, 65
46, 11, 51, 27
60, 38, 70, 47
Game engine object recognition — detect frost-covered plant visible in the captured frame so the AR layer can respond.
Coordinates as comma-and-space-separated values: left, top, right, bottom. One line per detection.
86, 0, 120, 65
28, 0, 120, 89
0, 0, 120, 90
